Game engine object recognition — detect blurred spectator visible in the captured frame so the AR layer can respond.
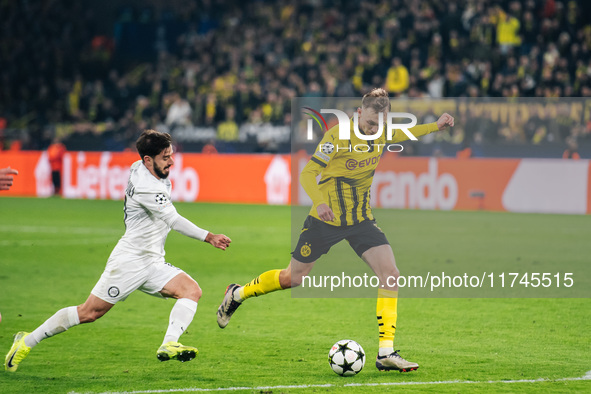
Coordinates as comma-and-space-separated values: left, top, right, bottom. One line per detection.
202, 139, 219, 154
165, 93, 192, 128
47, 137, 66, 196
562, 137, 580, 159
217, 107, 239, 142
496, 8, 521, 54
456, 142, 473, 159
386, 58, 410, 95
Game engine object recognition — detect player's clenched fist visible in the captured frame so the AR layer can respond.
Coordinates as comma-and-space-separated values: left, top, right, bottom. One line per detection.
436, 113, 455, 130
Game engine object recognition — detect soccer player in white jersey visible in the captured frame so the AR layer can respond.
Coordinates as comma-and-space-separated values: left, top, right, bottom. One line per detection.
5, 129, 231, 372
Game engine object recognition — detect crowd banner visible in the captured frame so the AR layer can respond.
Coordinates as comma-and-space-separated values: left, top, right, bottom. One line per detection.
0, 151, 589, 214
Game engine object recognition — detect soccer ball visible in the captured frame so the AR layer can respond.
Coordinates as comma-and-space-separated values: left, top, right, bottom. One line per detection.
328, 339, 365, 376
321, 142, 334, 154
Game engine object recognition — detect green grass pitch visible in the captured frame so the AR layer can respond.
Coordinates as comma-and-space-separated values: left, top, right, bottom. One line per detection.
0, 197, 589, 393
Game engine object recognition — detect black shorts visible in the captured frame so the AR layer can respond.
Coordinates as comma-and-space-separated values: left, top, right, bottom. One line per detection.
291, 216, 390, 263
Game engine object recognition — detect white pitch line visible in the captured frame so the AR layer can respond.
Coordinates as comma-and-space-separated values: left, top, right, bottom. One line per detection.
0, 225, 120, 235
0, 237, 116, 247
84, 370, 591, 394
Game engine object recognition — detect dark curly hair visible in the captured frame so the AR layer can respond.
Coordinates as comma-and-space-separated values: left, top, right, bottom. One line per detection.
136, 129, 172, 160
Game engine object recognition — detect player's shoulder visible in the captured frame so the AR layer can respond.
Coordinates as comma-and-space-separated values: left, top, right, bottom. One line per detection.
130, 161, 169, 194
319, 125, 351, 153
324, 125, 347, 144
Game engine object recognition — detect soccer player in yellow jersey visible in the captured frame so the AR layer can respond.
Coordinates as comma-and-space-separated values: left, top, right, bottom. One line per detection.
218, 88, 454, 372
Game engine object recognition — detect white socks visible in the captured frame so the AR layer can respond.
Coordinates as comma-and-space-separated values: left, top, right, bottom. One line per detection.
25, 306, 80, 348
162, 298, 197, 345
23, 298, 198, 349
233, 287, 243, 303
378, 347, 394, 357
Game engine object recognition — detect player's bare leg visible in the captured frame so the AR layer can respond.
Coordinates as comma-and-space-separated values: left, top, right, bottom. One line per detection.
363, 245, 419, 372
157, 273, 201, 362
77, 294, 115, 323
282, 258, 316, 289
217, 258, 315, 328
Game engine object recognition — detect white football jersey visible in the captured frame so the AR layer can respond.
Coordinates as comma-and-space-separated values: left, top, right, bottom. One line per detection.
109, 160, 179, 265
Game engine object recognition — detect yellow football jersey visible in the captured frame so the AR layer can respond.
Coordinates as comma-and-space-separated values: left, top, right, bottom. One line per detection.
300, 119, 438, 226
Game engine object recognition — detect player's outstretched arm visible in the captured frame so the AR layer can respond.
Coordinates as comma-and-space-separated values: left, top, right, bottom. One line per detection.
390, 113, 454, 143
205, 233, 231, 250
169, 214, 231, 250
436, 113, 455, 130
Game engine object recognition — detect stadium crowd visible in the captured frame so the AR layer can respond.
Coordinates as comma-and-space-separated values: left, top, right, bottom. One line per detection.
0, 0, 590, 154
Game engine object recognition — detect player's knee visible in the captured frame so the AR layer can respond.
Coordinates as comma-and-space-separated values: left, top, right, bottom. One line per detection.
191, 286, 202, 301
382, 269, 399, 285
184, 284, 202, 302
389, 267, 400, 279
378, 267, 399, 289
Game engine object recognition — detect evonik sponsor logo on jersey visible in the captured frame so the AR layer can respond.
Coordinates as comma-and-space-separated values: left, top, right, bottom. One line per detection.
345, 156, 380, 170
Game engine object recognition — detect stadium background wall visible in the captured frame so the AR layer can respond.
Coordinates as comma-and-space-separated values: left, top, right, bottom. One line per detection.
1, 151, 589, 215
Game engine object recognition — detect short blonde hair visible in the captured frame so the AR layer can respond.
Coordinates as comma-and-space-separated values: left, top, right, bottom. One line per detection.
361, 88, 391, 112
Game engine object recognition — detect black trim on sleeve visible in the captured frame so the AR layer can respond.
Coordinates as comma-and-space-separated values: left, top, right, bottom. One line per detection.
310, 156, 328, 167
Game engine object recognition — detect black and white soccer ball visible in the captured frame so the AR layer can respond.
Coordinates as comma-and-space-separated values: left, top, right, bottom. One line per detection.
321, 142, 334, 154
328, 339, 366, 376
